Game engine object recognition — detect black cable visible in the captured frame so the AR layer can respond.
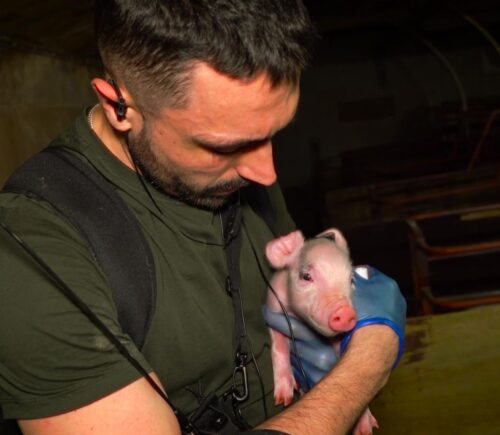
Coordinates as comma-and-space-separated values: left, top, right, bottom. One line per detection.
235, 276, 269, 419
0, 219, 193, 430
243, 222, 312, 392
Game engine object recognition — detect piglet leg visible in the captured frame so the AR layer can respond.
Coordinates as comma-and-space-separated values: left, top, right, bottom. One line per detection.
352, 407, 379, 435
269, 328, 296, 406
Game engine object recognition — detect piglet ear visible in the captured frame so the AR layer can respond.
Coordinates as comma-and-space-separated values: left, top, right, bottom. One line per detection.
316, 228, 349, 253
265, 230, 305, 269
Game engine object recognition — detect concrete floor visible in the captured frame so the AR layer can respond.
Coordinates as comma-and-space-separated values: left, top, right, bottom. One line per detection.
370, 304, 500, 435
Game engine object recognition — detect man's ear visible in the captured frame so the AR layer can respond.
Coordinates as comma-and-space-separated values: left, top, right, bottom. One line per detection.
91, 78, 132, 132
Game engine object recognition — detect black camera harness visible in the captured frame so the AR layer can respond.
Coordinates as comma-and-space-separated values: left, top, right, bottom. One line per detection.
1, 147, 287, 434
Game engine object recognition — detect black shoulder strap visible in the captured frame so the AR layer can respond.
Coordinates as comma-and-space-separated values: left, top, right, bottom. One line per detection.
3, 147, 156, 349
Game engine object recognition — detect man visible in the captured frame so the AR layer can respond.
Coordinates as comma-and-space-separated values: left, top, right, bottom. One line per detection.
0, 1, 404, 434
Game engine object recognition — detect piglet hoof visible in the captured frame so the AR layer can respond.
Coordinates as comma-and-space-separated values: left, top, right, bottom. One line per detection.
352, 408, 379, 435
273, 378, 296, 406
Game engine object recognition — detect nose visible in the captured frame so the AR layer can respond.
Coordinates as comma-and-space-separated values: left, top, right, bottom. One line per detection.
329, 306, 356, 332
235, 141, 277, 186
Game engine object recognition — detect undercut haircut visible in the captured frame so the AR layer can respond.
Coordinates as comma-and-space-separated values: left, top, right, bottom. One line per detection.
95, 0, 316, 112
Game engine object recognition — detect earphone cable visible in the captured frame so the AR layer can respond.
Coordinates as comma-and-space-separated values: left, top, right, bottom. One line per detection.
243, 222, 312, 392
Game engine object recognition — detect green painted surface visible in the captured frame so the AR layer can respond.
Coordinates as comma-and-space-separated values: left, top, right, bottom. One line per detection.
371, 305, 500, 435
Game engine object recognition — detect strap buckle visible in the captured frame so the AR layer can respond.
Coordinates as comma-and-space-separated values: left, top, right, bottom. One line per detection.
232, 354, 249, 402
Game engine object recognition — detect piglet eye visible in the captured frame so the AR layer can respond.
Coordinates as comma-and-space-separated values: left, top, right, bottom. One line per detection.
299, 271, 313, 282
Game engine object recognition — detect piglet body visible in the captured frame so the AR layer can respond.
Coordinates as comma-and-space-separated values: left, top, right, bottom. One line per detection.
265, 229, 378, 434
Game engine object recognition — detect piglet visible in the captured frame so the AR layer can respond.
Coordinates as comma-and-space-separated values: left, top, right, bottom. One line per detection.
265, 228, 379, 435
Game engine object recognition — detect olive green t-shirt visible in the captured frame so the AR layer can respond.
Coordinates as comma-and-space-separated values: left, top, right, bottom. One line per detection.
0, 110, 295, 426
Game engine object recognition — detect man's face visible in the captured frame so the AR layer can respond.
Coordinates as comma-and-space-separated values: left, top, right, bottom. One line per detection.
128, 63, 299, 210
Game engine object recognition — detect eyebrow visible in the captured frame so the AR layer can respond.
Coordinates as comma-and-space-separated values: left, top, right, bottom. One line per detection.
193, 109, 299, 153
193, 136, 270, 153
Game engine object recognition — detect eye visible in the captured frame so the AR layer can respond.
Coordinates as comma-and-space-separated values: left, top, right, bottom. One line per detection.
299, 271, 313, 282
209, 146, 241, 156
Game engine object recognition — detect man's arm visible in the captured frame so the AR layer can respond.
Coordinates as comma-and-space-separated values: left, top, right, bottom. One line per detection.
0, 199, 180, 435
18, 327, 395, 435
259, 266, 405, 434
257, 325, 398, 435
18, 375, 181, 435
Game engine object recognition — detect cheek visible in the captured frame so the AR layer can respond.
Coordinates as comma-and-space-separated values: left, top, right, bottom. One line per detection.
289, 285, 316, 317
185, 153, 236, 177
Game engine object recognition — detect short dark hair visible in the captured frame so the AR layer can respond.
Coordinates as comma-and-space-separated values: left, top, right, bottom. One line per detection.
95, 0, 316, 111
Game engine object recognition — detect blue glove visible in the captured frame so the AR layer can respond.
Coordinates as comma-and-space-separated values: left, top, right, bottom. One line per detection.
263, 266, 407, 391
340, 266, 407, 367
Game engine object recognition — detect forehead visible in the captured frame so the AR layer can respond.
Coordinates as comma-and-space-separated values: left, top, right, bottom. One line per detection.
300, 241, 352, 272
157, 63, 299, 141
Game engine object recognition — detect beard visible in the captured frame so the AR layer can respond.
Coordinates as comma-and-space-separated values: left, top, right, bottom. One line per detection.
126, 126, 250, 211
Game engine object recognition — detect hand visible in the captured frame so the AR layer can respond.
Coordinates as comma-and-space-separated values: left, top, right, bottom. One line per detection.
340, 266, 407, 367
262, 306, 339, 391
263, 266, 407, 391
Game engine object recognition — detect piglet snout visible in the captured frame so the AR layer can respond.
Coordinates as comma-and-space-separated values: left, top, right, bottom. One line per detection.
329, 306, 356, 332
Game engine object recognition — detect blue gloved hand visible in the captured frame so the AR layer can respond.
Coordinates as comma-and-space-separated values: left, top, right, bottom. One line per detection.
340, 266, 407, 367
263, 266, 407, 391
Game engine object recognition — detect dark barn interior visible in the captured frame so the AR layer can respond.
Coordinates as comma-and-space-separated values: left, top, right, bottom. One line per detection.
1, 1, 499, 433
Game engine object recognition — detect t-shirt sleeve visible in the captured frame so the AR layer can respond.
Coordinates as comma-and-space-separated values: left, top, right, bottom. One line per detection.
0, 194, 152, 419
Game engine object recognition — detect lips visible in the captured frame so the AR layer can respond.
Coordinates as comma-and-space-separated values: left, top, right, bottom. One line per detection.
209, 179, 250, 197
214, 186, 239, 196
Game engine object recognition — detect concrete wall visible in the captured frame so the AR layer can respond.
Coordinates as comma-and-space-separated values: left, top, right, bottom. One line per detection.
274, 37, 500, 189
0, 48, 99, 185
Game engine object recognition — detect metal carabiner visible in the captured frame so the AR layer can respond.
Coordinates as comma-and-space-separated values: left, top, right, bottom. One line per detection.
232, 364, 249, 402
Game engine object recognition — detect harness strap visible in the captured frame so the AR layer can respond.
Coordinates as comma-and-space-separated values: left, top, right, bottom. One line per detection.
2, 147, 279, 433
3, 146, 156, 350
0, 219, 193, 433
220, 200, 251, 410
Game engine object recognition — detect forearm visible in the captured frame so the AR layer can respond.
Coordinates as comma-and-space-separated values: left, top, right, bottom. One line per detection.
256, 325, 398, 435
